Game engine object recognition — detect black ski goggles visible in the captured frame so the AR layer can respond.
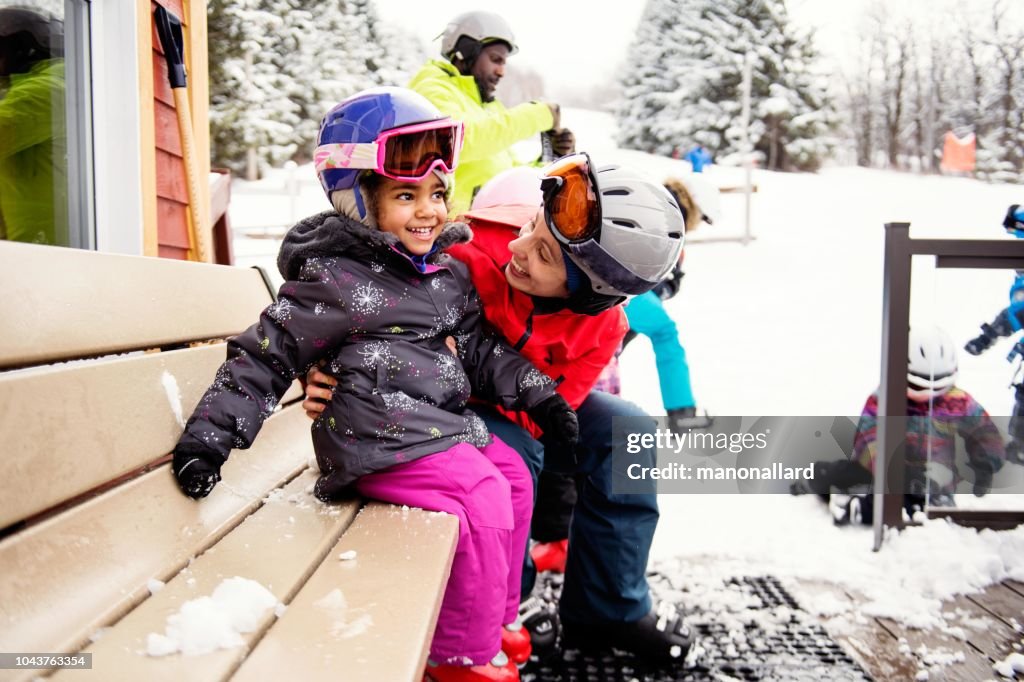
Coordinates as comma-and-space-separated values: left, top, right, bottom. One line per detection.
540, 153, 602, 246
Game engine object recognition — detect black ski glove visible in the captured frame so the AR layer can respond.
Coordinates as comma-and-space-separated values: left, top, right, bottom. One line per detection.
550, 128, 576, 157
970, 461, 999, 497
528, 394, 579, 454
964, 332, 994, 356
654, 263, 685, 301
172, 442, 224, 499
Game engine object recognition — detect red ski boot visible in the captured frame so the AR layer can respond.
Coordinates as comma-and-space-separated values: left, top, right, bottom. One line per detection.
530, 539, 568, 574
500, 621, 531, 665
423, 651, 520, 682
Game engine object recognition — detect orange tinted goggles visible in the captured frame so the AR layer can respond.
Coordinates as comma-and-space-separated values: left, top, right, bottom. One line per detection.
540, 153, 601, 244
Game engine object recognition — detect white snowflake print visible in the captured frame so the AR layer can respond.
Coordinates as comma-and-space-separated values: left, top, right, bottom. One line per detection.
454, 333, 472, 359
351, 282, 386, 316
435, 353, 465, 387
519, 368, 554, 390
260, 392, 279, 418
382, 392, 420, 415
491, 341, 504, 357
314, 302, 328, 316
358, 341, 394, 369
370, 261, 385, 273
266, 298, 293, 323
375, 419, 406, 442
210, 363, 234, 393
453, 414, 490, 446
431, 278, 442, 290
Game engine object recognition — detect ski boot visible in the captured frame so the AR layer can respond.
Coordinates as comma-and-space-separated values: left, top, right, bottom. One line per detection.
530, 538, 568, 574
500, 620, 531, 666
423, 651, 519, 682
667, 406, 713, 430
561, 602, 693, 664
518, 594, 559, 658
830, 493, 867, 526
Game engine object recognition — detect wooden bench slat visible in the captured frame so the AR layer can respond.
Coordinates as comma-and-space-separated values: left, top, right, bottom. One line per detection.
0, 241, 273, 369
53, 471, 358, 682
0, 344, 304, 529
233, 503, 458, 682
0, 404, 312, 674
0, 345, 224, 528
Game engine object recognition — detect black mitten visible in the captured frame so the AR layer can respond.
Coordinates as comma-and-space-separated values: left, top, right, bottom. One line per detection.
172, 443, 224, 499
550, 128, 576, 157
527, 394, 579, 454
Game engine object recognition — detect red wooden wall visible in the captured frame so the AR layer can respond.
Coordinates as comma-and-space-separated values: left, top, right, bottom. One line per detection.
151, 0, 191, 260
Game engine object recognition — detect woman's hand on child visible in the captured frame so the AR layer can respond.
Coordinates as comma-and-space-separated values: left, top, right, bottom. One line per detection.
304, 367, 337, 420
527, 394, 580, 454
172, 443, 224, 499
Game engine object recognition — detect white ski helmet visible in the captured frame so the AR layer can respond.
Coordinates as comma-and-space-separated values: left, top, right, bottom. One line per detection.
560, 162, 685, 301
907, 326, 958, 401
439, 11, 518, 60
471, 166, 542, 209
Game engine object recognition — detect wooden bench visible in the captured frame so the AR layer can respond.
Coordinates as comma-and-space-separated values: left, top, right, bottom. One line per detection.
0, 241, 458, 682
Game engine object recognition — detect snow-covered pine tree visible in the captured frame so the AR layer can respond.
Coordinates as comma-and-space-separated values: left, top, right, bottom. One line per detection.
973, 2, 1024, 184
209, 0, 425, 174
617, 0, 835, 171
208, 0, 298, 178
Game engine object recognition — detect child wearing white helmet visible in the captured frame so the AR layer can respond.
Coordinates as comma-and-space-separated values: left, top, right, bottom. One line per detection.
827, 326, 1006, 525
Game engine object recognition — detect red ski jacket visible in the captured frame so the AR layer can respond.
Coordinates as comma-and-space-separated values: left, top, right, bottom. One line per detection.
449, 204, 628, 437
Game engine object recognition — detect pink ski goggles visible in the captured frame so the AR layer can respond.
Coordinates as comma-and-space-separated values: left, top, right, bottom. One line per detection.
314, 118, 464, 183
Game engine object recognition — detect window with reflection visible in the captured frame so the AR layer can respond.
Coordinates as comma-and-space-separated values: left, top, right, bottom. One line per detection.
0, 1, 90, 248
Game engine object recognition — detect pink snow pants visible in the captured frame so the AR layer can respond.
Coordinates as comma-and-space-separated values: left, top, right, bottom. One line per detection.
355, 437, 532, 665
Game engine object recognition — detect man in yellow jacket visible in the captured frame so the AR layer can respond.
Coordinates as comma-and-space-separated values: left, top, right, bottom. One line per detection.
408, 11, 575, 213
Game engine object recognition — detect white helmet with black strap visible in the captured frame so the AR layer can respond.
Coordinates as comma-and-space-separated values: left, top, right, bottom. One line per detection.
907, 325, 958, 401
539, 154, 685, 314
439, 10, 518, 64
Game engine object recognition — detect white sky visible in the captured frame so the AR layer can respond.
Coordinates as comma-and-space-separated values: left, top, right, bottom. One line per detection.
376, 0, 1024, 96
375, 0, 648, 94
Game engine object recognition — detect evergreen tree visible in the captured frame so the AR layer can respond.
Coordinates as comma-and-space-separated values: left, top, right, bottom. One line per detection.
208, 0, 424, 175
208, 0, 298, 178
617, 0, 835, 171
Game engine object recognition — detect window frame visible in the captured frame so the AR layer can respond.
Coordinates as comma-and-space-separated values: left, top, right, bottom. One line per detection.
89, 0, 144, 255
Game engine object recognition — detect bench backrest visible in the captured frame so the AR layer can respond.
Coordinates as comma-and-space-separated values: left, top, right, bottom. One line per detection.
0, 241, 310, 664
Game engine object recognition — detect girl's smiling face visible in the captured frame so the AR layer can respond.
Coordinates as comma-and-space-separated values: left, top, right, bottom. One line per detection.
373, 175, 448, 256
504, 207, 570, 298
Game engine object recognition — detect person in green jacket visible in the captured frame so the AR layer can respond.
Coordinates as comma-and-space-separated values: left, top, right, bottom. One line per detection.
408, 11, 575, 213
0, 7, 66, 246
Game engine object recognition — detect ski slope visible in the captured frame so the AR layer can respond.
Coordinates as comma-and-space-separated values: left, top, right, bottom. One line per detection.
229, 109, 1024, 663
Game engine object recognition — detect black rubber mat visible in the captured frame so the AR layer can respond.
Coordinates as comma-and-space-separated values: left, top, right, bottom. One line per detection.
521, 572, 872, 682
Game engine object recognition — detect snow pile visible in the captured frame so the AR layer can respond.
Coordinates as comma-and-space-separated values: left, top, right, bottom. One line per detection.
314, 588, 373, 639
994, 652, 1024, 678
652, 494, 1024, 631
145, 577, 280, 657
161, 371, 185, 428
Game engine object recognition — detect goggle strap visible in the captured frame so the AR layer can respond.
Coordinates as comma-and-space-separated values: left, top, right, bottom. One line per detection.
314, 143, 380, 173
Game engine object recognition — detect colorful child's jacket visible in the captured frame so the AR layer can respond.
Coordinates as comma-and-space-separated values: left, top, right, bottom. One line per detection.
854, 388, 1006, 494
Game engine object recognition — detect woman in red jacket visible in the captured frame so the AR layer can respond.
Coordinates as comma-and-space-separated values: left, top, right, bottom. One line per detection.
306, 156, 694, 665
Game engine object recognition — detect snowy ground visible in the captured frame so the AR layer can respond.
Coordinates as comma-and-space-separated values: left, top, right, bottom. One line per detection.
229, 108, 1024, 675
